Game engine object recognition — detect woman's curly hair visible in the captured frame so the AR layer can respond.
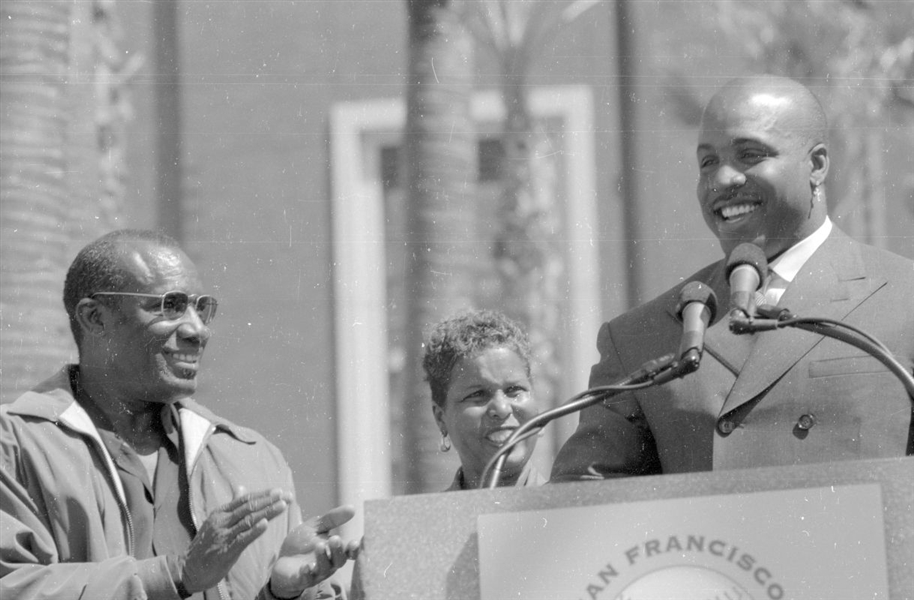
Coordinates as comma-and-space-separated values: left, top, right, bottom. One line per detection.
422, 309, 532, 408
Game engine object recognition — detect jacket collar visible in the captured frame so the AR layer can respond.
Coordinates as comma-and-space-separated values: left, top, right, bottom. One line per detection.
5, 367, 131, 504
769, 217, 832, 284
6, 365, 259, 484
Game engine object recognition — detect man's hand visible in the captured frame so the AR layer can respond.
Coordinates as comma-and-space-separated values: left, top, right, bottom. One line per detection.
269, 505, 361, 599
178, 488, 293, 594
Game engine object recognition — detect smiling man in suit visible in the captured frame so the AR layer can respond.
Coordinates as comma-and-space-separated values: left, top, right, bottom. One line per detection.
551, 75, 914, 480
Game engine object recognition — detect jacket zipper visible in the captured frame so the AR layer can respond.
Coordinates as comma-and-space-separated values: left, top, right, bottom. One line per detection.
61, 412, 136, 555
88, 434, 135, 554
186, 423, 229, 600
123, 502, 136, 557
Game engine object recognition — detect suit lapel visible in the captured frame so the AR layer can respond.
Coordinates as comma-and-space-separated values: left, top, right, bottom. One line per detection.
720, 230, 887, 415
661, 262, 746, 422
696, 262, 755, 376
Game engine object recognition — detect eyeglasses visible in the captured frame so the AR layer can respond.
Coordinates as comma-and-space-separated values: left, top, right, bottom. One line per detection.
91, 291, 218, 325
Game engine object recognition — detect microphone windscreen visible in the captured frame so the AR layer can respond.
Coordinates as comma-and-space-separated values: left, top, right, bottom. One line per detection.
676, 281, 718, 322
726, 243, 768, 280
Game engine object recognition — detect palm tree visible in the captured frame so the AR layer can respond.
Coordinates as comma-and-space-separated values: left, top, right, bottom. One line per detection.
1, 0, 74, 402
463, 0, 598, 429
1, 0, 130, 403
400, 0, 478, 493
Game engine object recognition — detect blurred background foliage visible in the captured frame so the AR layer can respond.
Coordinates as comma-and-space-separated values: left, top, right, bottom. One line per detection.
661, 0, 914, 244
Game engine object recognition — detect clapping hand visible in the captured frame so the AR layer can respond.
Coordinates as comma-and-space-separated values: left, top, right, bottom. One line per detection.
179, 488, 293, 594
269, 505, 361, 598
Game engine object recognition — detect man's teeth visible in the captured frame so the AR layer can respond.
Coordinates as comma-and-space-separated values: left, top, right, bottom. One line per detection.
720, 204, 758, 220
172, 353, 198, 363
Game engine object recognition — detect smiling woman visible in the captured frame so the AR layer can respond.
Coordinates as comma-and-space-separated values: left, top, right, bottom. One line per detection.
422, 309, 547, 492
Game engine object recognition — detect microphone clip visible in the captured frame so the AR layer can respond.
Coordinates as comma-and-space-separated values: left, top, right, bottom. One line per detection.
730, 304, 794, 334
651, 352, 701, 385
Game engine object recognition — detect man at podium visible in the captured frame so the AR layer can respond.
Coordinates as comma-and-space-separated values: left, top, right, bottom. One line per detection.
552, 75, 914, 481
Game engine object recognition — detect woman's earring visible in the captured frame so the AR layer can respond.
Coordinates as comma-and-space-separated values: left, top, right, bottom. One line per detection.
439, 433, 451, 452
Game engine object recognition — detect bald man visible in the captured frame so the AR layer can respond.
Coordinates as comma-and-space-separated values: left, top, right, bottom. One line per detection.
551, 75, 914, 480
1, 230, 358, 599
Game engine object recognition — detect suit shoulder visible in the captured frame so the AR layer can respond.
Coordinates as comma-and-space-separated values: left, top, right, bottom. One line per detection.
831, 228, 913, 275
838, 237, 914, 295
859, 242, 914, 276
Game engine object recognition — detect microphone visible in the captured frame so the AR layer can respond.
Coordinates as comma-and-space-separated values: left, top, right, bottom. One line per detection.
726, 243, 768, 320
675, 281, 718, 372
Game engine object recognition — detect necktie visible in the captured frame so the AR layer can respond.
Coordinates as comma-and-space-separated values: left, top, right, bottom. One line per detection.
761, 270, 788, 306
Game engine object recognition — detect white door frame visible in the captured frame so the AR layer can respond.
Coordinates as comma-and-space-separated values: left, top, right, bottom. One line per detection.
329, 85, 602, 539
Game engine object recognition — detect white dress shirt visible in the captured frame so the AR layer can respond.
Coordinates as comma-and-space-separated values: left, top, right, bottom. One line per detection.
764, 217, 833, 305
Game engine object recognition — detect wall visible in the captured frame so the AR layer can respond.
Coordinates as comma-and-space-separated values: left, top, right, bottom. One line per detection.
112, 0, 913, 515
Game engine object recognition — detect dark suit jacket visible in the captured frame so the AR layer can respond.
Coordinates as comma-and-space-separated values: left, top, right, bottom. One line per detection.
551, 228, 914, 480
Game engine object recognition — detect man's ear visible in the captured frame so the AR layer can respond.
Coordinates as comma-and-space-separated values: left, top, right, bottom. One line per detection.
74, 298, 109, 338
809, 142, 829, 187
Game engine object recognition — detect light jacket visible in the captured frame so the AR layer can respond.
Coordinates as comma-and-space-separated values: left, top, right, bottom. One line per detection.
1, 366, 342, 600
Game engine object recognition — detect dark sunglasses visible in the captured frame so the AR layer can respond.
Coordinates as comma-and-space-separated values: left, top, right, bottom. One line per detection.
91, 291, 218, 324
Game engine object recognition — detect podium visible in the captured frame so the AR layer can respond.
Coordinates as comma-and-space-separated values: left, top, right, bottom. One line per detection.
355, 457, 913, 599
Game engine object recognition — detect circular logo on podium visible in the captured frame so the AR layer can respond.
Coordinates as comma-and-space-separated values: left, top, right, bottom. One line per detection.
615, 565, 755, 600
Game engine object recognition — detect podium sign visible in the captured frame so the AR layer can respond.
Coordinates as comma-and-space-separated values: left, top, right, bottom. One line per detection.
355, 457, 913, 599
478, 484, 888, 599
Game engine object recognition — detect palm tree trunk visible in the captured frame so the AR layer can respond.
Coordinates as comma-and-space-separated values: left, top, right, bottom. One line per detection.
1, 0, 128, 402
401, 0, 477, 493
65, 0, 129, 246
494, 68, 564, 437
0, 0, 74, 402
